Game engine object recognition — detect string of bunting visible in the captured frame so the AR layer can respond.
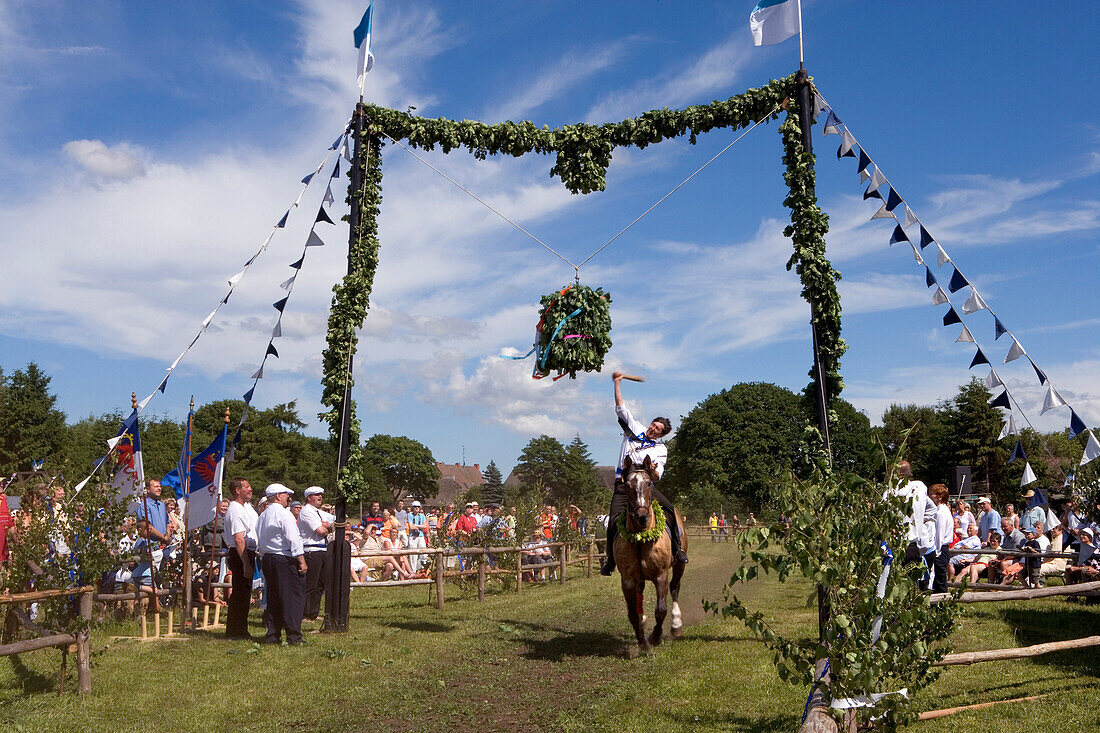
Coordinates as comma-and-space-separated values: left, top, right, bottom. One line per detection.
230, 140, 348, 454
815, 93, 1100, 477
69, 123, 350, 495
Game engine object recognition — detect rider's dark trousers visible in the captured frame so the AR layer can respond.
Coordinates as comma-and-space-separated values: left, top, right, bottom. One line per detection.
604, 479, 682, 571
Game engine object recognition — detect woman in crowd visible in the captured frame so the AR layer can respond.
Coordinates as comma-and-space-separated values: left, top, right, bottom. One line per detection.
947, 523, 982, 581
381, 526, 413, 580
930, 484, 953, 592
965, 530, 1002, 583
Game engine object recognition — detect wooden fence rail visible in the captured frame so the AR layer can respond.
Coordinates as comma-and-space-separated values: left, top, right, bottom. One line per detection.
0, 585, 94, 695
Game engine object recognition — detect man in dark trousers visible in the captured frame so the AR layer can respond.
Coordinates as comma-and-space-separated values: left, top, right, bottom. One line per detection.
600, 371, 686, 576
297, 486, 332, 621
222, 478, 258, 640
256, 484, 307, 644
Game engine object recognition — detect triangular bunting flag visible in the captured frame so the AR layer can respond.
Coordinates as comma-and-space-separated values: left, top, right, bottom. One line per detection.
272, 320, 282, 338
342, 139, 352, 163
243, 386, 255, 404
137, 393, 154, 411
871, 203, 894, 221
276, 210, 289, 228
1080, 431, 1100, 466
857, 149, 872, 173
903, 205, 917, 228
812, 93, 827, 119
990, 390, 1011, 409
202, 309, 217, 329
931, 287, 949, 305
885, 188, 903, 212
948, 267, 969, 293
998, 414, 1017, 439
1020, 461, 1037, 487
962, 290, 987, 314
860, 166, 872, 183
970, 347, 989, 369
1009, 440, 1025, 463
1070, 410, 1087, 439
823, 110, 843, 136
221, 292, 231, 305
157, 376, 169, 394
919, 226, 935, 250
301, 172, 315, 185
266, 342, 279, 358
279, 275, 296, 291
995, 317, 1008, 340
289, 256, 305, 270
1027, 357, 1047, 384
867, 167, 886, 193
925, 267, 937, 287
316, 206, 335, 225
1005, 339, 1026, 363
228, 270, 245, 286
330, 133, 343, 151
251, 365, 264, 380
323, 185, 334, 206
889, 224, 909, 245
864, 184, 884, 202
911, 244, 924, 264
956, 326, 975, 343
331, 160, 340, 179
943, 307, 962, 326
293, 189, 305, 208
306, 230, 325, 247
1041, 384, 1067, 414
273, 297, 288, 313
936, 244, 950, 268
985, 369, 1003, 390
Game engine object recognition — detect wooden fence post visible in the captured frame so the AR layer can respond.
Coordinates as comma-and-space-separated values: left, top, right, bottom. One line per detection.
516, 549, 523, 594
477, 558, 486, 602
559, 543, 566, 585
76, 589, 92, 694
434, 549, 445, 610
587, 540, 593, 578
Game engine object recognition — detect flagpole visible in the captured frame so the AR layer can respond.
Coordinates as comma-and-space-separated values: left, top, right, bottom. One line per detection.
134, 391, 161, 615
180, 398, 194, 632
796, 0, 805, 69
204, 408, 230, 618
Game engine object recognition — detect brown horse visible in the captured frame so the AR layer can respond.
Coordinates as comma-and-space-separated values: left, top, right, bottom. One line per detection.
614, 455, 686, 653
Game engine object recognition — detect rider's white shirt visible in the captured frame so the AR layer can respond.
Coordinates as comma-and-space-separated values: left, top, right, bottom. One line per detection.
616, 405, 667, 479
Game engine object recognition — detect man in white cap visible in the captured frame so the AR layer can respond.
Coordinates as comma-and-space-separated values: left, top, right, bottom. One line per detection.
405, 500, 428, 573
256, 483, 307, 644
976, 497, 1001, 542
298, 486, 333, 621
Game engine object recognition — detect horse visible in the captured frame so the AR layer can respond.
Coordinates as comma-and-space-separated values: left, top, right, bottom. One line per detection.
613, 455, 686, 653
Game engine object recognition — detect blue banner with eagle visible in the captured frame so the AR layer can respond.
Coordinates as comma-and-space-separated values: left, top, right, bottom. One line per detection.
184, 424, 227, 530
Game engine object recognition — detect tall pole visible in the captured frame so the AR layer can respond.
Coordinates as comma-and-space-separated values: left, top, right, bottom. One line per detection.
203, 407, 230, 615
180, 398, 194, 632
323, 103, 363, 633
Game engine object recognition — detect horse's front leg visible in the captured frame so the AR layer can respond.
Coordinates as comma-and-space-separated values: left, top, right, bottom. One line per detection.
621, 579, 649, 653
648, 572, 669, 647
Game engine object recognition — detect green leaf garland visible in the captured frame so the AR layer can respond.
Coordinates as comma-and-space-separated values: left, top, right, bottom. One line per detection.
616, 502, 667, 544
536, 284, 612, 379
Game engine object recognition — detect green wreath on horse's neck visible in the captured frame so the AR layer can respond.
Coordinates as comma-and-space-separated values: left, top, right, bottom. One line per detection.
617, 503, 666, 544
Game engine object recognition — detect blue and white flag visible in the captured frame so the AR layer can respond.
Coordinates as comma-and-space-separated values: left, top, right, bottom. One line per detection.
106, 410, 144, 501
185, 424, 228, 530
355, 3, 375, 87
750, 0, 800, 46
161, 407, 194, 499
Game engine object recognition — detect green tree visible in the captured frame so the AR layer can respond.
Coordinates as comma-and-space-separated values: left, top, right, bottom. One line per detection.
514, 435, 569, 499
481, 460, 505, 506
943, 379, 1006, 501
0, 362, 67, 474
356, 434, 439, 503
877, 403, 942, 479
829, 399, 876, 478
561, 434, 606, 512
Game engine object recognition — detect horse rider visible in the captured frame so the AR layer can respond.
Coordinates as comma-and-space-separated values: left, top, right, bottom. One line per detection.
600, 371, 688, 576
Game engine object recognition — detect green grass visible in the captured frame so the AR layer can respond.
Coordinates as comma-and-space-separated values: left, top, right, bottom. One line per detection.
2, 543, 1099, 731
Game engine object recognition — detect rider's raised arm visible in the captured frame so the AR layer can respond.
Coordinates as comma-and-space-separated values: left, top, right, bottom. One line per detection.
612, 370, 624, 407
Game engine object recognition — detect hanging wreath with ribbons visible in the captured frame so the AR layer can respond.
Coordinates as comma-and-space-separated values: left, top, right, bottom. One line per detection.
505, 283, 612, 380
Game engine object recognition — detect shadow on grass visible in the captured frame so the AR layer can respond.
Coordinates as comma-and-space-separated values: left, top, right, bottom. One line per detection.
999, 604, 1100, 675
385, 620, 456, 633
665, 710, 800, 732
494, 618, 627, 661
4, 654, 57, 696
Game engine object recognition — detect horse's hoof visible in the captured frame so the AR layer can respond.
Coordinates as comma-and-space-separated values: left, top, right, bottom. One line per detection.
670, 627, 682, 640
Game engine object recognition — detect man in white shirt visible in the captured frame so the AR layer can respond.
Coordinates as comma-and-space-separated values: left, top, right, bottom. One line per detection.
889, 461, 935, 571
256, 484, 307, 644
223, 478, 259, 640
600, 371, 684, 576
298, 486, 332, 621
405, 501, 428, 573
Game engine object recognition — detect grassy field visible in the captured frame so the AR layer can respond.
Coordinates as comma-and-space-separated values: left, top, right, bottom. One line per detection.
2, 542, 1099, 732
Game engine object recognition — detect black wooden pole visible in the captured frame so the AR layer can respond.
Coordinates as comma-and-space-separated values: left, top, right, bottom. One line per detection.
322, 103, 364, 633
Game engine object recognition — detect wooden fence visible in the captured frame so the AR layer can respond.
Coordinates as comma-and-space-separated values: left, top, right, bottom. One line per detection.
0, 586, 94, 694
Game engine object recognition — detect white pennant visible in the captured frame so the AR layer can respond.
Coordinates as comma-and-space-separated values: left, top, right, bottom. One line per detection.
1020, 461, 1037, 487
998, 414, 1017, 440
911, 244, 924, 264
903, 205, 918, 228
279, 275, 296, 291
839, 129, 857, 157
868, 167, 886, 193
1005, 338, 1026, 363
342, 139, 352, 163
860, 166, 872, 183
228, 270, 245, 286
251, 365, 264, 380
137, 392, 154, 411
261, 230, 275, 251
106, 435, 123, 451
962, 290, 988, 314
931, 287, 949, 305
1041, 384, 1067, 414
985, 368, 1003, 390
956, 326, 975, 343
1081, 431, 1100, 466
871, 203, 895, 221
169, 354, 184, 371
936, 244, 951, 268
201, 308, 218, 329
324, 185, 334, 206
272, 320, 282, 338
306, 230, 325, 247
293, 189, 305, 208
73, 475, 91, 494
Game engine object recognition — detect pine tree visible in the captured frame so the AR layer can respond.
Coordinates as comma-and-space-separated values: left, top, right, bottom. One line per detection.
482, 460, 505, 505
0, 362, 66, 474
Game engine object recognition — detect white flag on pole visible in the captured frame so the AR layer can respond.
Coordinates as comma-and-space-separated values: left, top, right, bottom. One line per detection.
355, 3, 375, 88
750, 0, 800, 46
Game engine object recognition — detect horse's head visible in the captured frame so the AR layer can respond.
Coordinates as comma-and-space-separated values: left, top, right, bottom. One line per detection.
622, 455, 659, 530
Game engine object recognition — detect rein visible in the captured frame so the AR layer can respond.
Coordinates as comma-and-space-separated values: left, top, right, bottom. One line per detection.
618, 503, 666, 544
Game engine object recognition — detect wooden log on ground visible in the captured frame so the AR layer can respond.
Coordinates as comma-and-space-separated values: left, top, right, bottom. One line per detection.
919, 692, 1054, 720
929, 579, 1100, 604
77, 590, 92, 694
0, 633, 76, 657
936, 636, 1100, 666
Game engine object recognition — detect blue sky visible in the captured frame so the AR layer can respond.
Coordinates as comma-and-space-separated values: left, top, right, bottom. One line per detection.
2, 1, 1098, 476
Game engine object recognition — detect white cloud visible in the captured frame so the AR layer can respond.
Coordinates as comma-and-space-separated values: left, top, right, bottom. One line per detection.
62, 139, 146, 181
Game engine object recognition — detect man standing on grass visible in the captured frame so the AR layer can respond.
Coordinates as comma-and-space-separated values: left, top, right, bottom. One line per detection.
223, 478, 258, 641
298, 486, 332, 621
256, 484, 307, 645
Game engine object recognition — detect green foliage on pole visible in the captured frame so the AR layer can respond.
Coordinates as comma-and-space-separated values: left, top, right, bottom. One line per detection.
536, 284, 612, 378
706, 453, 962, 727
